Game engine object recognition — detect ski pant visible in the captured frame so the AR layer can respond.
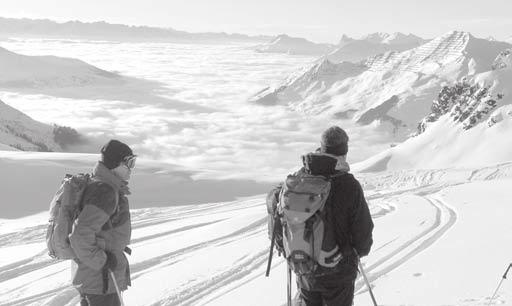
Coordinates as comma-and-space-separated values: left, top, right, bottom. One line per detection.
297, 261, 358, 306
80, 293, 120, 306
298, 281, 355, 306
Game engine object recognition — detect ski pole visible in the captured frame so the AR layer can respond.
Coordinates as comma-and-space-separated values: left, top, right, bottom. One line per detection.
358, 260, 378, 306
487, 263, 512, 306
353, 248, 378, 306
287, 264, 292, 306
109, 270, 125, 306
265, 221, 277, 277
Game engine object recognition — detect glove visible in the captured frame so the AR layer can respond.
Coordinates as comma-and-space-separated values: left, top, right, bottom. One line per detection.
104, 251, 117, 271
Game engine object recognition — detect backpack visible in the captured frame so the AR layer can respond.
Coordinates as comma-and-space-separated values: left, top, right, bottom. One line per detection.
46, 173, 92, 259
278, 170, 343, 275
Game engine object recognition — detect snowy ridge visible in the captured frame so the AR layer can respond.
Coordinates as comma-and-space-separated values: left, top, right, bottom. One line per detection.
255, 34, 334, 56
0, 46, 120, 88
0, 161, 511, 305
365, 31, 511, 74
326, 32, 426, 63
0, 99, 61, 151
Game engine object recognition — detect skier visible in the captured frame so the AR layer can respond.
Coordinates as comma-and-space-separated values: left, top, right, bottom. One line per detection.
267, 126, 374, 306
69, 140, 136, 306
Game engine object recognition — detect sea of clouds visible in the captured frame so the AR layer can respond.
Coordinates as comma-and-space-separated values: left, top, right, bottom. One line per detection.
0, 38, 392, 181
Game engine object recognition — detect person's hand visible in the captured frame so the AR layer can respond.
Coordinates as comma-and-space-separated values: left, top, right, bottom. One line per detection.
104, 251, 117, 271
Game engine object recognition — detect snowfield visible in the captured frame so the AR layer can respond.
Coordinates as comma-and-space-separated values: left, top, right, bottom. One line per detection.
0, 157, 511, 306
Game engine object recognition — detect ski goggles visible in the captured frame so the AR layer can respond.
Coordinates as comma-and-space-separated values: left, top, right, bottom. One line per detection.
122, 155, 137, 169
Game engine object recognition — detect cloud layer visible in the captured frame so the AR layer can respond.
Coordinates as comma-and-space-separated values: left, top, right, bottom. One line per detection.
0, 39, 393, 181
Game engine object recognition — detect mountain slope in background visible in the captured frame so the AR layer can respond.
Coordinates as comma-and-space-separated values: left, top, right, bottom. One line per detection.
0, 46, 121, 88
326, 32, 427, 63
0, 99, 62, 151
255, 34, 334, 55
251, 31, 512, 143
355, 49, 512, 172
0, 17, 271, 43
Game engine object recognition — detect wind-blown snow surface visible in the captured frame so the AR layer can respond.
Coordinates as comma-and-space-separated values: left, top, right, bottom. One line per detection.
1, 161, 511, 306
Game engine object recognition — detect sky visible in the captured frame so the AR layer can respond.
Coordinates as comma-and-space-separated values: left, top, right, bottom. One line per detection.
2, 0, 512, 43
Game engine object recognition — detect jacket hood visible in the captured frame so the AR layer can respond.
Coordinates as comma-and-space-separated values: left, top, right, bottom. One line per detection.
302, 152, 350, 176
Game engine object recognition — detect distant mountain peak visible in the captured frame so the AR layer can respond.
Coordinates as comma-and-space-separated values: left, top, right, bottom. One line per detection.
338, 34, 355, 46
256, 34, 334, 55
363, 32, 391, 43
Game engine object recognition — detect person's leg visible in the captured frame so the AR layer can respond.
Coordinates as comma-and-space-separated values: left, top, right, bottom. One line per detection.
298, 287, 323, 306
79, 294, 89, 306
322, 281, 355, 306
82, 293, 120, 306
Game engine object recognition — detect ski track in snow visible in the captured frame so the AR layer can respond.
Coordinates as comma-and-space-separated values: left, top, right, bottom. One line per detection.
1, 165, 511, 305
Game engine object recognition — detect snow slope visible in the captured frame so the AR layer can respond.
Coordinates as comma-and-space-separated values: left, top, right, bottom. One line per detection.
0, 99, 61, 151
0, 158, 511, 306
255, 34, 334, 56
326, 32, 426, 63
251, 31, 512, 141
0, 46, 121, 88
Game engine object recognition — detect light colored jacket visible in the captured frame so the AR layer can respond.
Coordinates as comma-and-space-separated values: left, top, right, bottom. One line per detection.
69, 162, 131, 294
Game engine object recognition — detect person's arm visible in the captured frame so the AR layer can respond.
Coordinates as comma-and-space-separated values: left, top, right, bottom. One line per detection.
69, 183, 117, 270
350, 181, 374, 257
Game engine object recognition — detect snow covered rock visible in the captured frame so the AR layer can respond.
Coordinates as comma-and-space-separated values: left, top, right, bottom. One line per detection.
0, 46, 121, 88
419, 47, 512, 133
255, 34, 334, 56
492, 49, 512, 70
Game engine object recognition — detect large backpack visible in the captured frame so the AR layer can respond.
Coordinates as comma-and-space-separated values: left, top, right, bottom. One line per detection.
46, 173, 92, 259
278, 170, 343, 275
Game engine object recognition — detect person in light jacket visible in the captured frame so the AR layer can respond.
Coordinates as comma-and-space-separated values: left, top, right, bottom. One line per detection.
70, 140, 136, 306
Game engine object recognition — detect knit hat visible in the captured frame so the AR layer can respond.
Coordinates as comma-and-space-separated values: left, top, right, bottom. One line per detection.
100, 140, 134, 170
320, 126, 349, 156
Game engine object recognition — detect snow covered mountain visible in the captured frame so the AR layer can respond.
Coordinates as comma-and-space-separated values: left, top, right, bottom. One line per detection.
255, 34, 334, 55
251, 31, 512, 142
0, 99, 62, 151
0, 17, 271, 43
326, 32, 426, 63
355, 48, 512, 172
0, 46, 121, 88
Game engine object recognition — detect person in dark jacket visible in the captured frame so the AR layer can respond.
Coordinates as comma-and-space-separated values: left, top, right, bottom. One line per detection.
69, 140, 136, 306
266, 126, 374, 306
